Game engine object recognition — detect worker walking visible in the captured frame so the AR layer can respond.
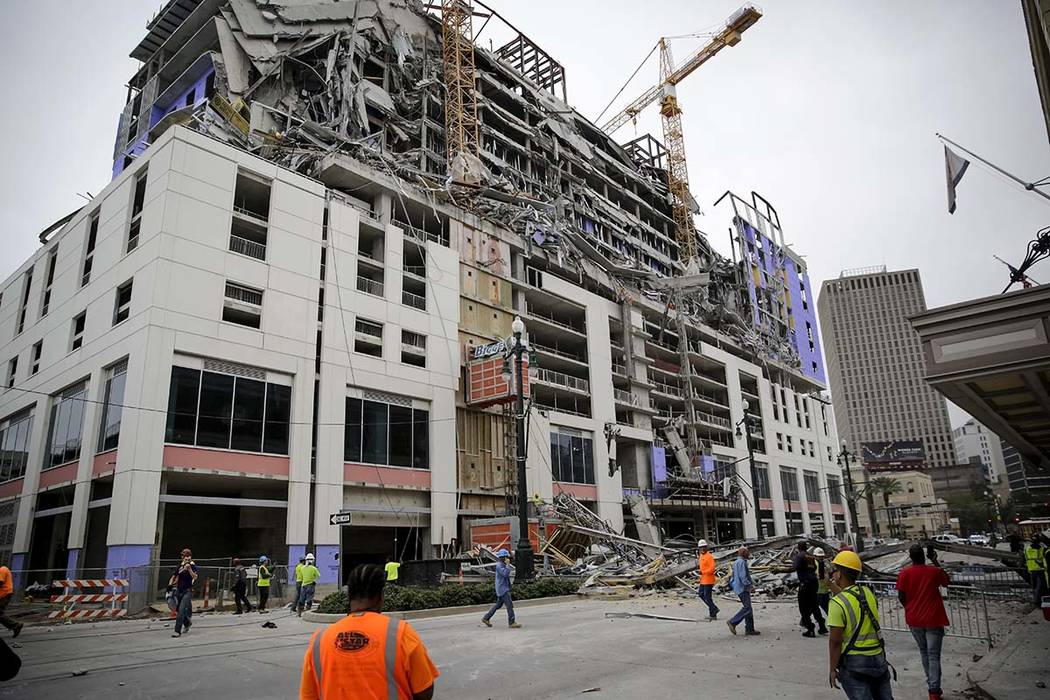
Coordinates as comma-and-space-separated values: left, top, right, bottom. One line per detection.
481, 549, 521, 629
170, 548, 198, 638
1024, 534, 1047, 607
786, 541, 827, 637
726, 547, 759, 636
300, 563, 438, 700
814, 548, 831, 614
289, 556, 306, 611
0, 564, 22, 638
298, 553, 321, 616
697, 540, 719, 620
385, 556, 401, 585
232, 558, 253, 614
257, 555, 272, 612
827, 550, 894, 700
896, 544, 949, 700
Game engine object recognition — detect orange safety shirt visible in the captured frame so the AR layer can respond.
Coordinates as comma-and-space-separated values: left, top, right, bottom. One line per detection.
0, 566, 11, 598
300, 611, 438, 700
698, 552, 716, 586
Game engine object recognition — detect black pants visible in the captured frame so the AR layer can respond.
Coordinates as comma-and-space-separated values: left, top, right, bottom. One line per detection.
797, 579, 825, 632
258, 585, 269, 611
233, 581, 252, 613
0, 596, 17, 631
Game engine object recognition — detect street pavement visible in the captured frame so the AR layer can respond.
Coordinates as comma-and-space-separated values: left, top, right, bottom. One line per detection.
2, 593, 992, 699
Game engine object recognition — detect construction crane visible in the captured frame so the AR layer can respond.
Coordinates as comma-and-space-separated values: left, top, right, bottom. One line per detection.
600, 6, 762, 265
440, 0, 482, 182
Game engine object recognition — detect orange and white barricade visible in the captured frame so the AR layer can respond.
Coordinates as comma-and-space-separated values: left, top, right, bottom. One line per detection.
49, 579, 129, 620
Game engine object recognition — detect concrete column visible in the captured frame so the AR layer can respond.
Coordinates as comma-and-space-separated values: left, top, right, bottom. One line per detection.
726, 369, 759, 540
311, 363, 344, 579
584, 302, 623, 532
285, 357, 315, 555
429, 386, 457, 552
12, 393, 51, 559
66, 366, 106, 557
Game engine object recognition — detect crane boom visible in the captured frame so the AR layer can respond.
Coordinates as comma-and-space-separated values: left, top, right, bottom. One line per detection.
599, 5, 762, 135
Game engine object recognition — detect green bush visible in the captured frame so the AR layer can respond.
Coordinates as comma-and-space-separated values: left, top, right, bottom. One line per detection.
315, 577, 580, 615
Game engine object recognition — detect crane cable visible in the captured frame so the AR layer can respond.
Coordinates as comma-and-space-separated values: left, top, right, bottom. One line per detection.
594, 41, 660, 125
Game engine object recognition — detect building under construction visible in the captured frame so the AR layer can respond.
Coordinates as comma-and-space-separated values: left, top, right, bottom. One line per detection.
0, 0, 848, 583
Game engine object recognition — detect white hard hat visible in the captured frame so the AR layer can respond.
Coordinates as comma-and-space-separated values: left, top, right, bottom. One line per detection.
697, 539, 708, 548
812, 547, 826, 557
305, 552, 315, 561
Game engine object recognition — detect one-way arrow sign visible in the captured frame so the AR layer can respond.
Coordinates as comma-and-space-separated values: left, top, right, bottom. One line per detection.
330, 512, 352, 526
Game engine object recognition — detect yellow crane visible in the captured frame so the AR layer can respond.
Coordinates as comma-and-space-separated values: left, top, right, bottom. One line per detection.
600, 6, 762, 265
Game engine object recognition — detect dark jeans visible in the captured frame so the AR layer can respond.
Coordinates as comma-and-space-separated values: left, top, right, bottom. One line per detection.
798, 579, 825, 632
258, 585, 269, 611
297, 583, 316, 610
233, 581, 252, 613
1031, 570, 1047, 607
728, 591, 754, 632
483, 592, 515, 625
837, 653, 893, 700
290, 581, 302, 609
0, 596, 17, 631
818, 592, 830, 614
174, 588, 193, 634
909, 626, 944, 693
697, 584, 719, 618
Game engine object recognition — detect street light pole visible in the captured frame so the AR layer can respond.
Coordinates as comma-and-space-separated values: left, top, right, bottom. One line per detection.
736, 400, 761, 538
837, 440, 864, 553
510, 316, 535, 580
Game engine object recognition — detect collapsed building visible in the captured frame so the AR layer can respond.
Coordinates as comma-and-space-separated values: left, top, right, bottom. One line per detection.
0, 0, 848, 582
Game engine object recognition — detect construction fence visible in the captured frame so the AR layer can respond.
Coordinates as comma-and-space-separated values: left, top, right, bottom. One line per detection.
859, 580, 995, 648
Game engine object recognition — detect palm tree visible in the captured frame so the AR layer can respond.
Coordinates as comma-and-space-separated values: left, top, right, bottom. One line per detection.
869, 477, 904, 537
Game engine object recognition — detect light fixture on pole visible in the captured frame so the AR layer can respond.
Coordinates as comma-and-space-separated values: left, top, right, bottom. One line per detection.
509, 315, 535, 580
734, 399, 761, 538
836, 439, 864, 553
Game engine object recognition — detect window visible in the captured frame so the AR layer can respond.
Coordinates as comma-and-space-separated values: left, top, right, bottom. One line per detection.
97, 361, 128, 452
0, 410, 34, 481
127, 168, 147, 252
70, 312, 86, 351
827, 476, 842, 505
4, 358, 15, 389
803, 471, 820, 503
229, 171, 270, 260
780, 467, 799, 501
786, 435, 794, 453
401, 330, 426, 368
46, 381, 88, 468
16, 268, 33, 335
549, 430, 595, 484
164, 366, 291, 455
343, 396, 429, 469
354, 319, 383, 357
754, 463, 771, 499
113, 279, 133, 325
40, 247, 58, 317
82, 210, 99, 286
222, 282, 263, 328
30, 341, 42, 376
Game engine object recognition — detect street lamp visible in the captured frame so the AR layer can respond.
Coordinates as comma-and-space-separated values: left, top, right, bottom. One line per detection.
509, 315, 535, 580
837, 439, 864, 553
734, 399, 761, 538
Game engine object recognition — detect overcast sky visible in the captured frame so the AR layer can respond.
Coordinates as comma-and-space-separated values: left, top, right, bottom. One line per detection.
2, 0, 1047, 427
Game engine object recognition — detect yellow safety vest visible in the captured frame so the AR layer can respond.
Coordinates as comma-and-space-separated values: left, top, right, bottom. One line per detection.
830, 585, 883, 657
1025, 545, 1046, 572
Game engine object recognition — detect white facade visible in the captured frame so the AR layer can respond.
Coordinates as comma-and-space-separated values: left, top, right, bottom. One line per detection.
953, 419, 1008, 498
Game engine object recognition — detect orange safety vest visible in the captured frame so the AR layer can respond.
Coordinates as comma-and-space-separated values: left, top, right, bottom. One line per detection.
698, 552, 716, 586
303, 611, 411, 700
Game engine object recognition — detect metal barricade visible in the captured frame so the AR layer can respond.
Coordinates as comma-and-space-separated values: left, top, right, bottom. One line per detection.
859, 579, 993, 648
49, 578, 128, 620
215, 565, 294, 610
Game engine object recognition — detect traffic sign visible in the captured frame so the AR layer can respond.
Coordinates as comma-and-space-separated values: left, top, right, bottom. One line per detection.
330, 512, 352, 526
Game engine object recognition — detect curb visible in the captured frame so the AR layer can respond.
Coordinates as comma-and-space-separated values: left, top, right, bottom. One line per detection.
302, 594, 582, 623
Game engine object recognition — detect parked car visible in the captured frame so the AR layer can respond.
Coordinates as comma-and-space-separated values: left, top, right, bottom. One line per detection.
968, 534, 989, 547
933, 533, 962, 544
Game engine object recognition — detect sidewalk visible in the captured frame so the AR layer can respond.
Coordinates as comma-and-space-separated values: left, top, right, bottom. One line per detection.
967, 609, 1049, 698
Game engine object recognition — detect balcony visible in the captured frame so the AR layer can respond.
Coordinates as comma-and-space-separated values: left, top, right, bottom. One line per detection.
357, 276, 385, 298
358, 249, 384, 268
229, 234, 266, 261
394, 219, 445, 246
694, 411, 731, 430
614, 388, 639, 406
525, 304, 585, 335
534, 368, 589, 393
403, 263, 426, 278
402, 289, 426, 310
532, 342, 586, 364
233, 204, 268, 225
651, 381, 683, 398
611, 362, 627, 376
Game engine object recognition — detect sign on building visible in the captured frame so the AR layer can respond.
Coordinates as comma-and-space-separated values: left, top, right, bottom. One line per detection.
465, 340, 530, 407
862, 440, 926, 470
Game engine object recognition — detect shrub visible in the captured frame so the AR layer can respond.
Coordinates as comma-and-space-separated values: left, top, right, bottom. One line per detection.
315, 577, 580, 614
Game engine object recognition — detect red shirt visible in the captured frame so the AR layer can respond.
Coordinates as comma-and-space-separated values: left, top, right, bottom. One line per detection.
896, 564, 949, 628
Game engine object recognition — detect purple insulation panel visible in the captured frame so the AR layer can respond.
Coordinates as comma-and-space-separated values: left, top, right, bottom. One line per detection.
784, 259, 826, 383
651, 446, 667, 485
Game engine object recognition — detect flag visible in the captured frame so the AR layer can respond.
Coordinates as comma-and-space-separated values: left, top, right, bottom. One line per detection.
944, 145, 970, 214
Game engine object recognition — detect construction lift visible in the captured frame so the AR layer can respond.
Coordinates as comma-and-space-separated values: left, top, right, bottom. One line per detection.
599, 5, 763, 266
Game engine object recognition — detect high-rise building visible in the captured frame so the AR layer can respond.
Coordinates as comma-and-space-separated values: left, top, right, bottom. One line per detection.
953, 419, 1008, 498
818, 267, 957, 467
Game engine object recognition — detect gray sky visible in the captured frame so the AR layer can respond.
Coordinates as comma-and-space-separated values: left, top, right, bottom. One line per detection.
2, 0, 1047, 427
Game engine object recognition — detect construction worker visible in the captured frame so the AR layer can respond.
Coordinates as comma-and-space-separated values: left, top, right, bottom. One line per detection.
726, 547, 759, 636
289, 556, 305, 611
481, 549, 521, 628
298, 553, 321, 616
257, 555, 272, 612
827, 550, 894, 700
784, 541, 826, 637
0, 564, 22, 638
896, 544, 949, 700
385, 556, 401, 584
300, 563, 438, 700
169, 548, 198, 638
696, 540, 719, 620
813, 548, 830, 614
1024, 534, 1047, 607
232, 558, 253, 614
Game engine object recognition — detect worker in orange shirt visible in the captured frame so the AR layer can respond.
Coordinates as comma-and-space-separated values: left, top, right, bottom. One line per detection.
0, 564, 22, 637
697, 540, 719, 620
300, 563, 438, 700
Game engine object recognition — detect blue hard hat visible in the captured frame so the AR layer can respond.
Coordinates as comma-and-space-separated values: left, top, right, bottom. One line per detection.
259, 555, 269, 562
496, 549, 510, 558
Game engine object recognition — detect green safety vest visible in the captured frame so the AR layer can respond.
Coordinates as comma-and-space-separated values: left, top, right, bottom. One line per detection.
258, 564, 271, 587
830, 585, 883, 657
1025, 545, 1046, 572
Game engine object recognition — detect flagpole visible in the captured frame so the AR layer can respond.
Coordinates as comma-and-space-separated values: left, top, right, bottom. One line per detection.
936, 132, 1050, 203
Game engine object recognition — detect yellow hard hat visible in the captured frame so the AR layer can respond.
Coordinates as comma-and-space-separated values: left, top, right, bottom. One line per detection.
832, 550, 863, 572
